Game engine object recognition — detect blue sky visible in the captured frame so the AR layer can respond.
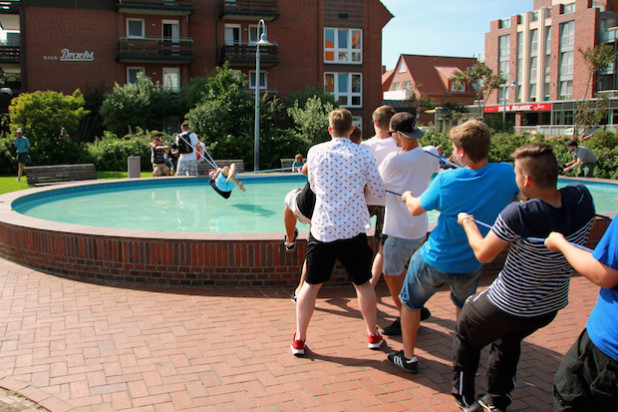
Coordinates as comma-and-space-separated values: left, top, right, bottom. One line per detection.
380, 0, 534, 70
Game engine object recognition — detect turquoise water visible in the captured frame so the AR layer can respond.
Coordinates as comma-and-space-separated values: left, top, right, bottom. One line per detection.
12, 175, 618, 234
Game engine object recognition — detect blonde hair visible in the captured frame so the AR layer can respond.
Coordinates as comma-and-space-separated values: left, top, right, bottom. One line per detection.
372, 105, 396, 129
329, 108, 353, 136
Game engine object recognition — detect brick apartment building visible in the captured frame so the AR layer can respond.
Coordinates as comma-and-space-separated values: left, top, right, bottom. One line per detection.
483, 0, 618, 135
382, 54, 477, 125
0, 0, 392, 136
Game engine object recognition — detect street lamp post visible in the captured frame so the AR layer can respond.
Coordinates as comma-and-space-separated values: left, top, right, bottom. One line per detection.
502, 78, 516, 130
254, 19, 272, 173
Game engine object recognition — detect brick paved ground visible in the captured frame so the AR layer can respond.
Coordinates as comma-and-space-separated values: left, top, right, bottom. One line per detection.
0, 258, 600, 411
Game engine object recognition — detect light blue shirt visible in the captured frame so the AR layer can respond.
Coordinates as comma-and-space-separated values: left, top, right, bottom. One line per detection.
419, 163, 519, 273
14, 136, 30, 154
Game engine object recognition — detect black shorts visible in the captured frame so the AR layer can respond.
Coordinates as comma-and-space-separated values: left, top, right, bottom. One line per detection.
17, 153, 30, 164
305, 232, 373, 285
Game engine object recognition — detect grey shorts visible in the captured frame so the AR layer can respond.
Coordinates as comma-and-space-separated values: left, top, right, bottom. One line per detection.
382, 235, 425, 276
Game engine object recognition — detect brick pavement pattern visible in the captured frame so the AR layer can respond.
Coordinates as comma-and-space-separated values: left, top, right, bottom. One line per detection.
0, 258, 600, 411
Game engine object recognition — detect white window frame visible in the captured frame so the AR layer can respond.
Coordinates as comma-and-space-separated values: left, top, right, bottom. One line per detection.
127, 67, 145, 84
398, 62, 407, 73
353, 116, 363, 130
324, 72, 362, 108
249, 24, 266, 44
162, 67, 181, 93
450, 81, 465, 93
324, 28, 362, 64
249, 70, 267, 90
162, 19, 180, 42
126, 18, 145, 38
225, 24, 242, 46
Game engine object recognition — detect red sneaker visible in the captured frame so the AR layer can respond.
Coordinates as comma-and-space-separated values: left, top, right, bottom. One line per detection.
368, 330, 384, 349
291, 333, 305, 356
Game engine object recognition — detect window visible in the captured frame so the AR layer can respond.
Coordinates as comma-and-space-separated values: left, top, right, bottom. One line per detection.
398, 62, 407, 73
249, 71, 267, 90
560, 21, 575, 49
545, 26, 551, 54
249, 24, 266, 44
560, 51, 573, 77
324, 72, 362, 107
392, 82, 401, 91
501, 18, 511, 29
563, 3, 575, 14
403, 81, 412, 90
127, 19, 144, 38
499, 34, 511, 79
127, 67, 145, 84
353, 116, 363, 130
530, 29, 538, 57
163, 68, 180, 92
450, 81, 465, 92
559, 80, 573, 100
324, 28, 362, 64
224, 24, 241, 45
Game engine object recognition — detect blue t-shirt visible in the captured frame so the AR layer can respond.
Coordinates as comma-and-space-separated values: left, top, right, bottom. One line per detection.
419, 163, 519, 273
14, 136, 30, 154
587, 216, 618, 361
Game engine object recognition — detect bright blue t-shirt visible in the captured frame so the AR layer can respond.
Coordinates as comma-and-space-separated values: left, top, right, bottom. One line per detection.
215, 171, 236, 192
14, 136, 30, 154
419, 163, 519, 273
587, 216, 618, 361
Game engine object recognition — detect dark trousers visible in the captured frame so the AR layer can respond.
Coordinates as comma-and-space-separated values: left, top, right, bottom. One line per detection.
554, 329, 618, 411
452, 290, 556, 408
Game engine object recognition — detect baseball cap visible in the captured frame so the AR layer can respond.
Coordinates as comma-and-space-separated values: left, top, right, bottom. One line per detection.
389, 112, 424, 139
16, 128, 22, 133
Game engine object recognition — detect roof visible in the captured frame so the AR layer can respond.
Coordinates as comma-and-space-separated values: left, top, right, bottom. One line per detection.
388, 55, 478, 96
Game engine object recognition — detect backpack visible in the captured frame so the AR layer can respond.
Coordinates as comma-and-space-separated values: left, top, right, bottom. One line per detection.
177, 132, 193, 154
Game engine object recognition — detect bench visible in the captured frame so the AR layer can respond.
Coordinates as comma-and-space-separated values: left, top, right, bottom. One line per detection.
281, 158, 295, 170
197, 159, 245, 176
25, 163, 97, 187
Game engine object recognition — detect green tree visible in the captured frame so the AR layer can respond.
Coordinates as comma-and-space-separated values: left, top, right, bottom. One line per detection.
99, 73, 172, 136
283, 86, 338, 109
450, 62, 505, 120
574, 43, 617, 138
9, 89, 90, 164
286, 96, 335, 149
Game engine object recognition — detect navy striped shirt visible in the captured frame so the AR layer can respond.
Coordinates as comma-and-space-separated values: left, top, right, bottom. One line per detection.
487, 183, 595, 317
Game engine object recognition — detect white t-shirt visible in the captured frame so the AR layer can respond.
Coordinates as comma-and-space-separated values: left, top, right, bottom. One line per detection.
177, 132, 199, 162
379, 145, 440, 239
362, 136, 398, 206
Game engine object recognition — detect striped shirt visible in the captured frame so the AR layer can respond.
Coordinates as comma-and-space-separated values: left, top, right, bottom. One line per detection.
487, 183, 595, 317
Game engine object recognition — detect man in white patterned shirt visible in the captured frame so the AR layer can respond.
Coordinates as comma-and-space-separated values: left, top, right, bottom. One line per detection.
291, 108, 386, 357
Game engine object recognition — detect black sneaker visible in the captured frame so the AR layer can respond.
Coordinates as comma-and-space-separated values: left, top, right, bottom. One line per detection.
478, 394, 509, 412
284, 228, 298, 252
454, 394, 480, 412
290, 293, 297, 303
420, 306, 431, 321
387, 350, 418, 373
381, 317, 401, 335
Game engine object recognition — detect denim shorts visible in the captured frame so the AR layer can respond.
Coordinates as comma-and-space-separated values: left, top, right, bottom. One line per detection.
399, 249, 482, 310
382, 235, 425, 276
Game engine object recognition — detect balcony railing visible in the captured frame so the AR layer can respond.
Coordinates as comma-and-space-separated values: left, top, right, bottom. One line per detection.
118, 37, 193, 64
220, 0, 278, 21
117, 0, 194, 16
0, 45, 19, 62
221, 42, 278, 67
0, 1, 19, 14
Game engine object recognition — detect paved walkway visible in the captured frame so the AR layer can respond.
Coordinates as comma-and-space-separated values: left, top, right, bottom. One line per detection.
0, 258, 600, 411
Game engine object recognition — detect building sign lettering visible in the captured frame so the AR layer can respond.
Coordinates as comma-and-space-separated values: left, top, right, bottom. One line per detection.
484, 103, 552, 113
42, 49, 95, 62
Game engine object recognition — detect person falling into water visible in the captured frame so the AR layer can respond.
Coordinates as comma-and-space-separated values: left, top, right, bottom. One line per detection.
208, 163, 245, 199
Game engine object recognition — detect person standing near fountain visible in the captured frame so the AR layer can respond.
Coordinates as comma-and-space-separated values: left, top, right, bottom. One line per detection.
14, 128, 30, 182
291, 108, 385, 357
175, 123, 199, 177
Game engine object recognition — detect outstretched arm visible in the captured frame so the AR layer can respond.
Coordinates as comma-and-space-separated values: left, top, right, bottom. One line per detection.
458, 212, 509, 263
401, 191, 426, 216
545, 232, 618, 289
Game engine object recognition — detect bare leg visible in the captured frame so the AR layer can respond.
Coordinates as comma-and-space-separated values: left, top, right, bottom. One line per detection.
17, 162, 24, 181
294, 260, 307, 297
384, 272, 404, 312
227, 163, 237, 182
370, 243, 384, 287
283, 205, 298, 243
353, 281, 378, 335
401, 306, 421, 359
295, 282, 322, 341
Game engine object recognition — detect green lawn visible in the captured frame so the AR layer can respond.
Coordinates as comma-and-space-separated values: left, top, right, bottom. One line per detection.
0, 171, 154, 195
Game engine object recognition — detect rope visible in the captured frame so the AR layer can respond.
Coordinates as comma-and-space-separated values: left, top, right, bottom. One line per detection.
202, 148, 219, 170
251, 166, 295, 174
423, 149, 460, 169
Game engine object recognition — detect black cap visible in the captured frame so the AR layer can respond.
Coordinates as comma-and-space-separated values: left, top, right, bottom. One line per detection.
390, 112, 424, 139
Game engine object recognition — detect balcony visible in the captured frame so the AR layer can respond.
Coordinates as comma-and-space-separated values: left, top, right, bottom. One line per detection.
0, 44, 19, 74
221, 42, 278, 67
0, 1, 20, 30
220, 0, 278, 21
118, 37, 193, 64
383, 89, 416, 101
117, 0, 194, 16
